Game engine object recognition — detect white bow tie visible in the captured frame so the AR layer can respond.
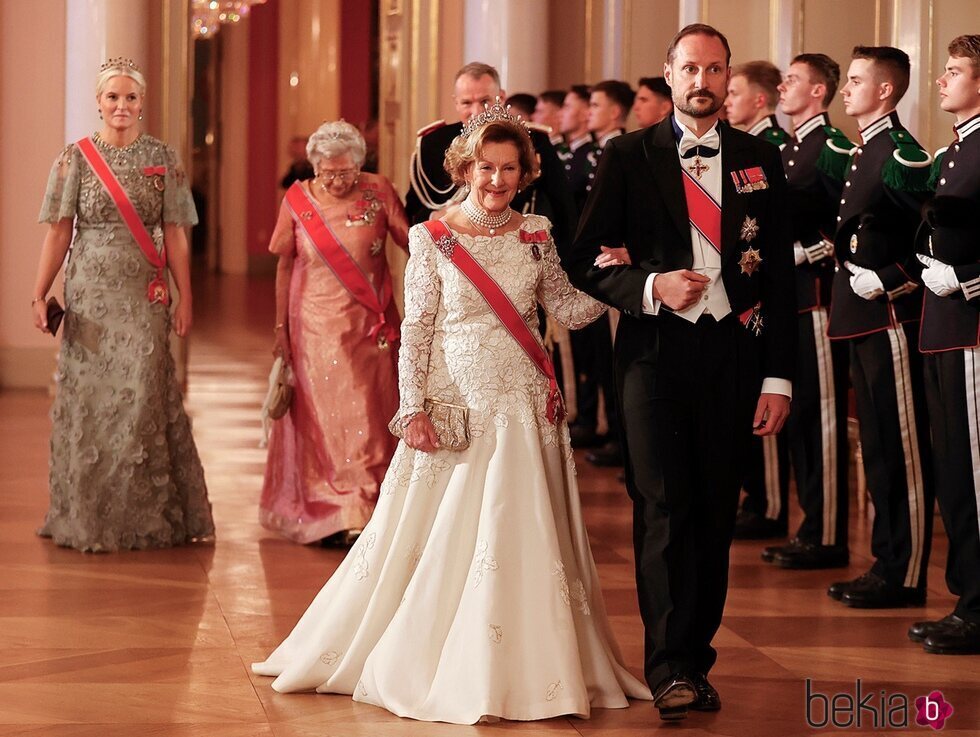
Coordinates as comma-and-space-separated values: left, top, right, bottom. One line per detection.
678, 130, 720, 157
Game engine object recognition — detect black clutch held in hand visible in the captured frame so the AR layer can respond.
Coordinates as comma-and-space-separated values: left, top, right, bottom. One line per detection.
46, 297, 65, 336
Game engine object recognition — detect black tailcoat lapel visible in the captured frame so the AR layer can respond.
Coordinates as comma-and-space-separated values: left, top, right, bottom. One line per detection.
643, 119, 692, 253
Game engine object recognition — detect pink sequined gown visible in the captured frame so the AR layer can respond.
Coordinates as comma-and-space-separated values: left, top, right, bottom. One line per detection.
260, 173, 409, 543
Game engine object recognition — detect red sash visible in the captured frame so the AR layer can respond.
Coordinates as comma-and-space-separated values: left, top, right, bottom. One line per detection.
76, 136, 170, 305
421, 220, 565, 425
285, 182, 397, 349
680, 168, 722, 252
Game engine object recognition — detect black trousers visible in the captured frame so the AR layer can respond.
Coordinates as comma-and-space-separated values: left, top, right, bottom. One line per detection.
787, 308, 850, 546
617, 313, 759, 686
570, 313, 619, 433
924, 348, 980, 622
849, 322, 933, 589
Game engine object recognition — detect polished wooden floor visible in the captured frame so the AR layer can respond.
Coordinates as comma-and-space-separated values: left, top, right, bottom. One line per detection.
1, 273, 976, 736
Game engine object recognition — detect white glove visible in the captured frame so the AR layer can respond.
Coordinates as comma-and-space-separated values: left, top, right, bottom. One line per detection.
804, 239, 835, 264
844, 261, 885, 300
793, 242, 807, 266
917, 253, 961, 297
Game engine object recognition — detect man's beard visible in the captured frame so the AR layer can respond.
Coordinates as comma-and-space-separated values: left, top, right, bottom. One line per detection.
674, 89, 724, 118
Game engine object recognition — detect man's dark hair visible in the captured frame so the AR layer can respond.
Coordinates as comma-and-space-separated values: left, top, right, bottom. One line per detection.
792, 53, 841, 107
505, 93, 537, 119
731, 60, 783, 109
667, 23, 732, 66
568, 84, 591, 104
591, 80, 636, 116
539, 89, 567, 107
638, 76, 672, 100
948, 34, 980, 78
851, 45, 910, 102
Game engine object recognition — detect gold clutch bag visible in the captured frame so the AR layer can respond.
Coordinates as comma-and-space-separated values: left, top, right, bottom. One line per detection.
390, 398, 471, 451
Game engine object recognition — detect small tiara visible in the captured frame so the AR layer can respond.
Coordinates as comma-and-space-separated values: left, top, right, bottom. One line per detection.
100, 57, 141, 74
460, 96, 529, 138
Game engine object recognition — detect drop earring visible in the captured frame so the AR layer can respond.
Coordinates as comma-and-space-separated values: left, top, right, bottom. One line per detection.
138, 111, 143, 120
98, 110, 103, 119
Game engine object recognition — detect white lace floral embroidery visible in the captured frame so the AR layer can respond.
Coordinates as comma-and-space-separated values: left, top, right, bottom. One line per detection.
488, 624, 503, 644
571, 579, 591, 616
319, 650, 341, 665
410, 451, 452, 488
406, 543, 423, 570
546, 680, 564, 701
397, 218, 605, 438
472, 539, 499, 588
352, 532, 377, 581
553, 560, 571, 605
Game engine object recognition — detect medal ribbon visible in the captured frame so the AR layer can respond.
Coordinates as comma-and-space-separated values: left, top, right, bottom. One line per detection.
422, 221, 565, 425
680, 168, 722, 253
76, 137, 169, 303
285, 182, 397, 347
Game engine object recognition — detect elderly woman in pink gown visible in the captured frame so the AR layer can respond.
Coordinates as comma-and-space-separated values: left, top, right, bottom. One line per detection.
262, 121, 409, 545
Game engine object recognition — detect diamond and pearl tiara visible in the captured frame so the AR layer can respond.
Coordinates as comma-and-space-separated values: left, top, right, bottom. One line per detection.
460, 96, 529, 138
100, 57, 141, 74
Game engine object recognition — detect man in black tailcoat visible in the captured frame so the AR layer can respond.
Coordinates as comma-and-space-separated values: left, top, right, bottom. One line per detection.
567, 24, 795, 720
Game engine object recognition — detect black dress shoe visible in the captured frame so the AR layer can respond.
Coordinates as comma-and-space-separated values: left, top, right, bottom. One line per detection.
733, 509, 787, 540
828, 572, 874, 601
569, 424, 605, 449
689, 672, 721, 712
762, 536, 806, 563
585, 441, 624, 467
909, 613, 963, 642
923, 617, 980, 654
652, 673, 696, 721
840, 572, 926, 609
773, 540, 849, 570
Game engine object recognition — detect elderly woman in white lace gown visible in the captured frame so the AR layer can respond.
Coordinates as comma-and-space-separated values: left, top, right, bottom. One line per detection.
252, 107, 651, 724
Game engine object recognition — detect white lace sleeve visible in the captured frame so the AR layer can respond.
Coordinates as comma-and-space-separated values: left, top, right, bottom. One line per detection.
537, 233, 607, 330
398, 225, 442, 419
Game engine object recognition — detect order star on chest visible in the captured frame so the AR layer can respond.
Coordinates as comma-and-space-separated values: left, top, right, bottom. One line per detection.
686, 156, 710, 180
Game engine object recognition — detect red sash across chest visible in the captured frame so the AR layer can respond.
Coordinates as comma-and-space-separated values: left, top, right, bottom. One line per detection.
421, 220, 565, 425
680, 167, 722, 252
285, 182, 397, 349
76, 136, 170, 305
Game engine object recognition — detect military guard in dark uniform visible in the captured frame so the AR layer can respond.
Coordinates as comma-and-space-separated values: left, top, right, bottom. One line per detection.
908, 35, 980, 654
760, 53, 852, 569
726, 60, 794, 539
405, 62, 576, 252
825, 46, 935, 609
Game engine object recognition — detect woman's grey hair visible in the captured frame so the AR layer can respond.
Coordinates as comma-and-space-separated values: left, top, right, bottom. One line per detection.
96, 65, 147, 97
306, 120, 366, 168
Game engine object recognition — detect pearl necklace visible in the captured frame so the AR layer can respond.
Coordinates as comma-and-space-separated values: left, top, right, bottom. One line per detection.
461, 199, 512, 235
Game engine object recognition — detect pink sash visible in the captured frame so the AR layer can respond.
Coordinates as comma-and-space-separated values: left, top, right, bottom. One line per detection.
285, 182, 397, 349
422, 220, 565, 425
76, 136, 169, 304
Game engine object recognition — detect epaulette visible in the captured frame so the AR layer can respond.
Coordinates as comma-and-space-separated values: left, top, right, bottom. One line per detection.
763, 127, 788, 148
525, 121, 552, 136
815, 125, 857, 182
882, 129, 933, 192
416, 119, 446, 138
927, 146, 948, 191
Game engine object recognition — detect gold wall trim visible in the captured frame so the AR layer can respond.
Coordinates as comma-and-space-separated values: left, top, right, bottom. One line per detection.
874, 0, 881, 46
584, 0, 594, 83
429, 0, 439, 110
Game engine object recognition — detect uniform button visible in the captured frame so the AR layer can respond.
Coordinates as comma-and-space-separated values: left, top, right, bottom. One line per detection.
856, 147, 863, 154
793, 145, 800, 152
845, 181, 851, 187
851, 165, 858, 171
565, 164, 571, 170
954, 144, 961, 152
840, 198, 846, 204
837, 215, 842, 222
948, 160, 955, 168
940, 177, 946, 185
788, 160, 795, 166
588, 173, 594, 179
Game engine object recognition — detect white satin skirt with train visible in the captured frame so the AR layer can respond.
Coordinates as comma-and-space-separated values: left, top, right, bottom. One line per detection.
251, 417, 652, 724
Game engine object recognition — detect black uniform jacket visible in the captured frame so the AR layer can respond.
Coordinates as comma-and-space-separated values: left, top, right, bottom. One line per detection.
782, 113, 841, 312
828, 112, 930, 339
405, 121, 577, 251
918, 113, 980, 352
566, 117, 797, 384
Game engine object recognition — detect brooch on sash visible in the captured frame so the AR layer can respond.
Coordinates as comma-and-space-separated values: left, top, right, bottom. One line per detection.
730, 166, 768, 194
143, 166, 167, 192
147, 271, 170, 306
519, 229, 549, 261
370, 238, 385, 256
